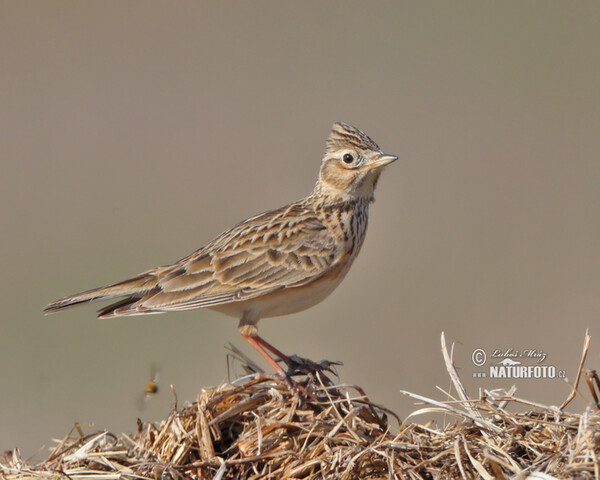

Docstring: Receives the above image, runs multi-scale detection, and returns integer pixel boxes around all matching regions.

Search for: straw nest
[2,333,599,479]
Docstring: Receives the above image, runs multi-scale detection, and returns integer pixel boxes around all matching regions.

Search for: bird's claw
[283,355,342,385]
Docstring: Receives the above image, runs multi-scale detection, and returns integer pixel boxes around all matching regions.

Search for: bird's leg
[238,316,291,373]
[253,335,293,365]
[244,333,337,385]
[242,331,310,373]
[241,333,314,399]
[238,317,287,375]
[241,333,287,377]
[238,318,333,389]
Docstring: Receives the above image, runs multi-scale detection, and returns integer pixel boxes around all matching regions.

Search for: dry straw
[2,333,598,479]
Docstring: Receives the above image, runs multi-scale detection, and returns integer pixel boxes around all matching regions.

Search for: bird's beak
[366,153,398,170]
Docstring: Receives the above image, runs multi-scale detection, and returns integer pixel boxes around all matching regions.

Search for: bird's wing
[97,202,343,316]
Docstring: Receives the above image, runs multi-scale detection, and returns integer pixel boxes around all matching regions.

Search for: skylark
[44,123,398,376]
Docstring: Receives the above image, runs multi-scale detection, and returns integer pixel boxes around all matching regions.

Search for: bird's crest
[326,122,381,152]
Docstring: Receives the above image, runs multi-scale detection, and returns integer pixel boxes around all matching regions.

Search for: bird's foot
[240,333,341,395]
[284,355,342,386]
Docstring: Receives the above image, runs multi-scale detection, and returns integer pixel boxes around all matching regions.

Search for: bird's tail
[43,271,160,316]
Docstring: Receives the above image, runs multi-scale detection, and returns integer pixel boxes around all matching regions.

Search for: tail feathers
[97,296,147,318]
[43,272,159,315]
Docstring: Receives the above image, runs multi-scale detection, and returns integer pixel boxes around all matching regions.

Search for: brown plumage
[44,122,398,376]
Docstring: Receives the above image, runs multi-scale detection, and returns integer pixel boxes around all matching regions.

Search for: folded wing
[44,202,342,318]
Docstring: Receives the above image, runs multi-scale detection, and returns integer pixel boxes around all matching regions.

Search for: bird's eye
[342,153,354,164]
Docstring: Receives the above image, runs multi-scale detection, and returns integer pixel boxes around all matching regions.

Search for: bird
[44,122,398,378]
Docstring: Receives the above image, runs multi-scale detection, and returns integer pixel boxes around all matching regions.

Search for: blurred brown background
[2,2,599,457]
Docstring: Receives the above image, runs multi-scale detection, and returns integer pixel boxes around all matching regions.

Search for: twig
[560,329,591,410]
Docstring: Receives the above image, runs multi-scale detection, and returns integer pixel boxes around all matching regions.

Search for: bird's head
[315,122,397,202]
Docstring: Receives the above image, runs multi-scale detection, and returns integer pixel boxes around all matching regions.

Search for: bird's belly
[209,266,350,320]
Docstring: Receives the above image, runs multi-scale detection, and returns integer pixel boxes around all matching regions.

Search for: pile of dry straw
[2,333,599,479]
